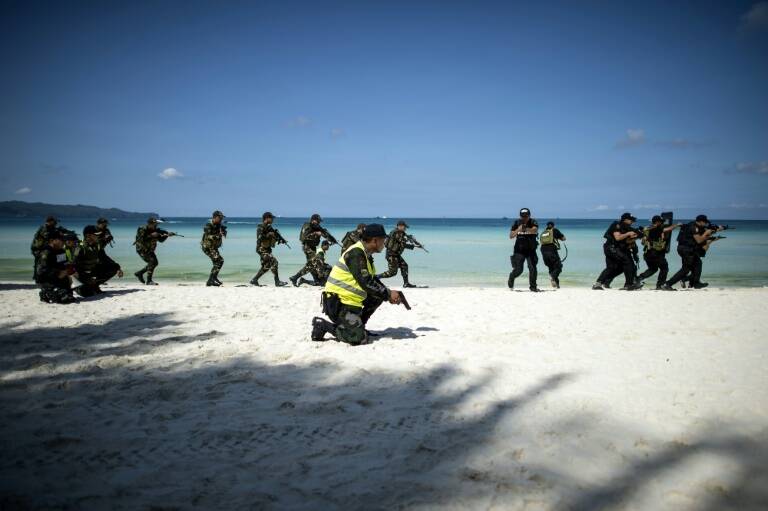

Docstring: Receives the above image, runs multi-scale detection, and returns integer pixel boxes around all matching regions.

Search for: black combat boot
[274,274,288,287]
[250,269,267,286]
[658,284,677,291]
[591,282,604,290]
[145,274,158,286]
[289,273,301,287]
[134,270,146,284]
[311,317,334,342]
[205,271,221,287]
[507,273,515,289]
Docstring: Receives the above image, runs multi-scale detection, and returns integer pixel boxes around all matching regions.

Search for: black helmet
[695,214,709,223]
[310,213,322,222]
[397,220,409,227]
[212,210,225,218]
[519,208,531,216]
[262,211,275,220]
[651,215,663,224]
[96,217,109,225]
[620,212,637,222]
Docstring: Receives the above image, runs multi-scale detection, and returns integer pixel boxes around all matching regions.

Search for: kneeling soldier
[35,230,77,304]
[290,240,332,286]
[311,224,401,345]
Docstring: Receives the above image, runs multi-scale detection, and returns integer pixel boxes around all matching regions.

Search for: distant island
[0,201,157,219]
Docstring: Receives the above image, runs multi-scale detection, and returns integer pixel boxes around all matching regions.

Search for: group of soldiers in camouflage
[31,210,426,303]
[31,216,123,303]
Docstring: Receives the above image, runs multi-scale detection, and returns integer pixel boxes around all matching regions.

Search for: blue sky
[1,0,767,218]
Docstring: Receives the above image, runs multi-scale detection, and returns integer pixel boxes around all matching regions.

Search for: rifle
[157,228,184,238]
[274,229,291,249]
[405,234,429,253]
[321,227,339,246]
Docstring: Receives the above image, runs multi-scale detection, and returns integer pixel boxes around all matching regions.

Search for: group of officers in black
[507,207,726,292]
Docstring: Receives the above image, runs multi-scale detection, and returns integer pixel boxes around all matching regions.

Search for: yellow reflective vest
[324,241,376,308]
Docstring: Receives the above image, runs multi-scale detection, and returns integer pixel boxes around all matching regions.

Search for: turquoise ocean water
[1,217,767,287]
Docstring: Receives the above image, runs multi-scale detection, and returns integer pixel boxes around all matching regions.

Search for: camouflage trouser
[39,283,74,304]
[202,246,224,274]
[137,250,158,277]
[378,253,409,282]
[295,258,329,282]
[325,294,385,345]
[256,250,279,276]
[302,245,317,262]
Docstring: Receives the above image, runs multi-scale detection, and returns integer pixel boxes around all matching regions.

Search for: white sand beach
[1,283,766,510]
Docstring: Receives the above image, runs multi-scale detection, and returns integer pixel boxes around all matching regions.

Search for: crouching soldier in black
[508,208,540,291]
[35,230,77,304]
[539,221,566,288]
[638,215,681,291]
[665,214,723,290]
[593,212,643,290]
[75,225,123,296]
[311,224,402,346]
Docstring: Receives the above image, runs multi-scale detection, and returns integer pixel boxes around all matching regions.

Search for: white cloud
[727,161,768,175]
[615,128,646,148]
[330,128,345,139]
[742,2,768,30]
[633,204,662,210]
[287,116,312,128]
[592,205,611,211]
[158,168,183,180]
[14,187,31,195]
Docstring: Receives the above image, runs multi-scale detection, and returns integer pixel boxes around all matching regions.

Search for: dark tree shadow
[0,314,575,510]
[0,314,765,510]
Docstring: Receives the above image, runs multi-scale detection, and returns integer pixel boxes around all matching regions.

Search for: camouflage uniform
[340,229,362,252]
[35,246,75,304]
[97,227,114,248]
[377,229,414,285]
[75,240,121,295]
[134,224,167,281]
[30,223,60,278]
[201,221,225,279]
[291,246,331,286]
[251,223,282,283]
[300,222,337,261]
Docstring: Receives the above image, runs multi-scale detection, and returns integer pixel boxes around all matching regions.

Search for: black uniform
[540,227,565,285]
[596,222,637,288]
[638,225,670,288]
[666,222,703,287]
[508,218,539,290]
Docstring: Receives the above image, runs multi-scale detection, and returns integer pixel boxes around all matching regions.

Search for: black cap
[519,208,531,216]
[311,213,322,222]
[620,212,637,222]
[96,217,109,224]
[546,221,555,227]
[696,214,709,223]
[262,211,275,220]
[83,225,101,236]
[212,210,225,218]
[362,223,386,240]
[651,215,663,223]
[397,220,409,227]
[45,215,58,223]
[147,217,158,224]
